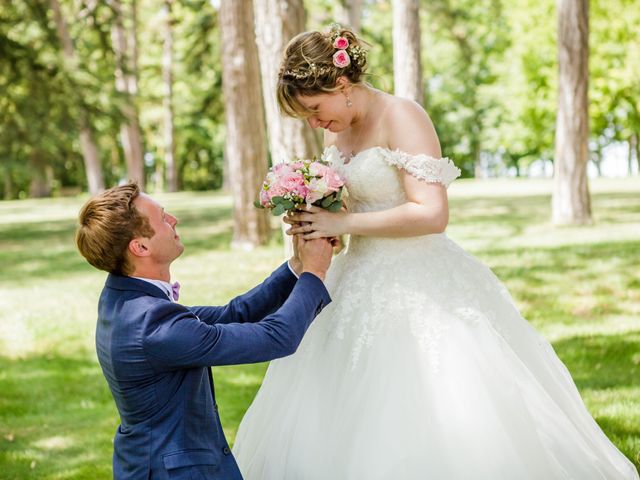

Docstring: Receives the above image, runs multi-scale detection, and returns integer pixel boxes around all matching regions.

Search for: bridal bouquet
[255,159,345,216]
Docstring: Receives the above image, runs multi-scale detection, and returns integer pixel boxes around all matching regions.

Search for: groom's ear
[128,237,150,258]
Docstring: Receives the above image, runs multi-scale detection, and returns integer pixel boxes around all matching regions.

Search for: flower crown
[284,24,366,81]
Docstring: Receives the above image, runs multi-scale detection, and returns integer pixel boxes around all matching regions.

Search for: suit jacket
[95,262,331,479]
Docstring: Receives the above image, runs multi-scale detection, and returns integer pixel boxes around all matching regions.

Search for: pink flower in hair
[333,36,349,50]
[333,50,351,68]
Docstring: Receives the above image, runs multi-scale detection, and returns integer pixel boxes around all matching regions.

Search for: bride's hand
[285,206,349,239]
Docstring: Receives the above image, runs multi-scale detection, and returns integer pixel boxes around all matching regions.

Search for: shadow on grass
[552,332,640,466]
[553,333,640,390]
[1,335,638,477]
[0,205,238,283]
[450,190,640,233]
[483,239,640,324]
[0,353,269,477]
[211,363,269,444]
[0,354,117,479]
[2,188,637,286]
[450,195,549,239]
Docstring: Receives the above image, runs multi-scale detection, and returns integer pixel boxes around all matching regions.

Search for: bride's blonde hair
[277,25,369,118]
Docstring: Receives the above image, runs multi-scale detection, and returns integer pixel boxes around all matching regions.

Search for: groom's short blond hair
[76,183,155,276]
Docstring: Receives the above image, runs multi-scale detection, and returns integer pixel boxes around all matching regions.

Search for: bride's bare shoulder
[381,96,441,158]
[381,96,433,129]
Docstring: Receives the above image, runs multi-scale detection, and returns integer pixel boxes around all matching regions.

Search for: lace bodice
[322,145,461,213]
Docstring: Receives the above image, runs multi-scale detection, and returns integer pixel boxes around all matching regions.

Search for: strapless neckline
[324,145,390,165]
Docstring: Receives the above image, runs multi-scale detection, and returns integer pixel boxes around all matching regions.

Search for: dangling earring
[346,96,353,108]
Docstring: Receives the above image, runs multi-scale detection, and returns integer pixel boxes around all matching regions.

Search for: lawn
[0,178,638,478]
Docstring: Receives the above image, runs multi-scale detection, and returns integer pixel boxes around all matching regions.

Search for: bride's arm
[288,100,451,238]
[287,181,449,238]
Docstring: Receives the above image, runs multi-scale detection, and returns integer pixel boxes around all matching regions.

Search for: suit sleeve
[142,273,331,369]
[187,262,298,325]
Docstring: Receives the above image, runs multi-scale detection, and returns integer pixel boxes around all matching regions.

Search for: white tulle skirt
[233,233,639,480]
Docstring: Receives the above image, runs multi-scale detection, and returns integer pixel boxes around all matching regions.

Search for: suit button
[223,446,231,455]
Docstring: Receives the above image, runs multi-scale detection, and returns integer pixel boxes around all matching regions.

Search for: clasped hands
[283,205,347,244]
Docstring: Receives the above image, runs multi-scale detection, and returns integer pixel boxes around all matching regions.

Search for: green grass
[0,178,639,478]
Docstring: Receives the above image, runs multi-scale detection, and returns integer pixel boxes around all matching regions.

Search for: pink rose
[333,36,349,50]
[267,184,287,201]
[294,184,309,199]
[332,50,351,68]
[308,161,330,177]
[306,178,329,204]
[281,173,305,193]
[325,170,344,191]
[272,162,294,178]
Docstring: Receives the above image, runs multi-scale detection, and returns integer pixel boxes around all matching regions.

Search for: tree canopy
[1,0,638,198]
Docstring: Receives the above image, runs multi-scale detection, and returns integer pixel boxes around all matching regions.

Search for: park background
[1,0,639,478]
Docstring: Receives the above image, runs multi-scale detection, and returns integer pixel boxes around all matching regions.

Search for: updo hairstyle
[277,25,369,118]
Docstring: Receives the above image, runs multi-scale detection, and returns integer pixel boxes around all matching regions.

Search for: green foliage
[2,0,640,197]
[1,1,80,197]
[421,0,511,175]
[590,0,640,153]
[480,0,557,175]
[137,0,225,192]
[0,0,224,198]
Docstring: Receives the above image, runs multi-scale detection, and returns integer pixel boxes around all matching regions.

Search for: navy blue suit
[95,262,330,479]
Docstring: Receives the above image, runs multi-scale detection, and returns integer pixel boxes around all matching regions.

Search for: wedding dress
[233,145,639,480]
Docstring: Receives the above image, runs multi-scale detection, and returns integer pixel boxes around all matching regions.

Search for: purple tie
[171,281,180,301]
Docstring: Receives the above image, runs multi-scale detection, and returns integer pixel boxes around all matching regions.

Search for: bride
[232,25,639,479]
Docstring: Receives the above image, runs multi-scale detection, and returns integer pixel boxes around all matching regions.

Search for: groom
[76,183,333,479]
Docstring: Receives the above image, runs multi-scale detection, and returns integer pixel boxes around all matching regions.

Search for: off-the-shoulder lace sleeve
[380,149,461,188]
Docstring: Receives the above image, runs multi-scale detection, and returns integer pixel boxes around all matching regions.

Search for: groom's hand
[288,233,304,276]
[296,235,333,281]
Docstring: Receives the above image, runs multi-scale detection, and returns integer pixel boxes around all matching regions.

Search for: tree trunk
[253,0,320,257]
[28,151,53,198]
[4,168,13,200]
[220,0,271,249]
[392,0,423,105]
[630,133,638,176]
[49,0,104,194]
[162,0,177,192]
[593,154,603,177]
[222,150,231,191]
[472,137,483,178]
[78,121,104,193]
[513,159,521,177]
[552,0,591,225]
[635,132,640,174]
[335,0,363,32]
[111,0,145,188]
